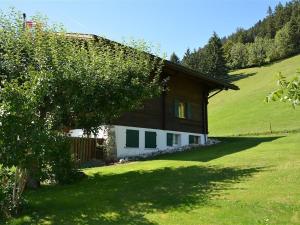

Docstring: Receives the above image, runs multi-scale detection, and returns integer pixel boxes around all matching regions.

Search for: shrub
[0,167,26,219]
[45,136,82,184]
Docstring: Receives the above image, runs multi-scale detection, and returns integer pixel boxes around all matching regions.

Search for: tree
[265,38,279,62]
[0,9,163,217]
[202,32,228,77]
[247,37,269,67]
[181,48,200,70]
[267,6,273,16]
[266,70,300,108]
[227,42,248,69]
[169,52,180,64]
[275,21,297,58]
[181,48,192,67]
[223,39,234,64]
[222,0,300,69]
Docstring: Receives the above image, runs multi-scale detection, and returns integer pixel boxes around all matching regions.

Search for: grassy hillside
[6,133,300,225]
[208,54,300,136]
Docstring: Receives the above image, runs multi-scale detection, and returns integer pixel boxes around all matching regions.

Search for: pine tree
[181,48,191,65]
[182,48,194,68]
[203,32,228,77]
[169,52,180,64]
[267,6,273,16]
[181,48,202,71]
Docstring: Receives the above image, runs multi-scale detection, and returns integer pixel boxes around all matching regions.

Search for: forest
[170,0,300,77]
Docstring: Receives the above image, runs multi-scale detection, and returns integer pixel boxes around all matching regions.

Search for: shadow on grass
[156,136,282,162]
[17,164,265,225]
[224,72,257,82]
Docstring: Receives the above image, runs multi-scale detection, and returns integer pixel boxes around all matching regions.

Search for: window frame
[189,135,200,145]
[145,131,157,149]
[174,99,193,120]
[167,133,181,147]
[125,129,139,148]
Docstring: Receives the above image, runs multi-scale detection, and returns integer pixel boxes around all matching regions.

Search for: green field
[6,133,300,225]
[4,56,300,225]
[209,54,300,136]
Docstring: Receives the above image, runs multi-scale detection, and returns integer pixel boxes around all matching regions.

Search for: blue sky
[0,0,288,58]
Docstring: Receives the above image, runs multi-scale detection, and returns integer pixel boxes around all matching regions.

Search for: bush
[41,135,83,185]
[0,167,26,219]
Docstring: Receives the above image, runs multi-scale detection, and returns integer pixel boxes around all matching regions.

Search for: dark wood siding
[115,96,164,129]
[164,72,206,133]
[115,70,208,134]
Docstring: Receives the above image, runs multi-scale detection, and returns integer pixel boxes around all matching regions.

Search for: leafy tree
[227,42,248,69]
[0,9,163,217]
[169,52,180,64]
[265,38,279,62]
[247,37,269,67]
[275,21,297,58]
[223,39,234,63]
[266,70,300,108]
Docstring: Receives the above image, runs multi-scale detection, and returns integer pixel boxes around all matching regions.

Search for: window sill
[125,146,139,149]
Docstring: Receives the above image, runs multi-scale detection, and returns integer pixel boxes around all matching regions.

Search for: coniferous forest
[170,0,300,77]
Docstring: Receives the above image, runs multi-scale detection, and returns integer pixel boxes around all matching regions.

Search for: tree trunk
[12,167,28,216]
[26,163,40,189]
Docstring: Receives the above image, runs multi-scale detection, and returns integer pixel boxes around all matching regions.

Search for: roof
[66,33,239,91]
[165,60,239,91]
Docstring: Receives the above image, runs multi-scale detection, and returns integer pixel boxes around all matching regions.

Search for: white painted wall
[114,125,206,159]
[69,125,207,159]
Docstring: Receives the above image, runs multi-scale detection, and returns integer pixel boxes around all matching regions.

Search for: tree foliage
[203,32,228,77]
[181,33,227,78]
[247,37,270,66]
[179,1,300,72]
[0,9,163,217]
[227,42,248,69]
[169,52,180,64]
[266,70,300,108]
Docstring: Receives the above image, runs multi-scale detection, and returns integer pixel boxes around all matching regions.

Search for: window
[178,102,185,118]
[145,131,156,148]
[126,129,139,148]
[189,135,200,144]
[174,99,192,119]
[174,134,180,145]
[167,133,180,147]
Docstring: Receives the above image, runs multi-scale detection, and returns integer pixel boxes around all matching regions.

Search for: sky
[0,0,289,58]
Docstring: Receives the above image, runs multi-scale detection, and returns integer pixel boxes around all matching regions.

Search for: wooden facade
[67,33,238,135]
[115,61,238,134]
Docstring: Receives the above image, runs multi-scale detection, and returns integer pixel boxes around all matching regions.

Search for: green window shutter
[174,99,179,117]
[187,103,192,119]
[189,135,194,144]
[145,131,156,148]
[126,129,139,148]
[167,133,173,146]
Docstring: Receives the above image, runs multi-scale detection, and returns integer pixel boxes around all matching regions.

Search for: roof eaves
[165,60,239,91]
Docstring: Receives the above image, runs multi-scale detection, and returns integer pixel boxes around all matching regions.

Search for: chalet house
[69,34,238,160]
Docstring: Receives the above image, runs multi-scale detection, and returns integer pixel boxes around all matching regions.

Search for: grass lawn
[209,54,300,136]
[5,132,300,225]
